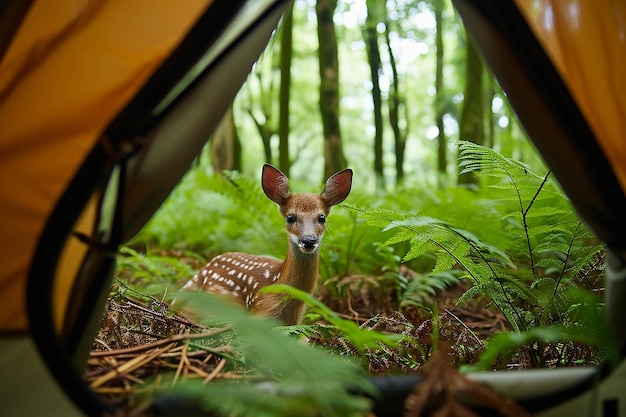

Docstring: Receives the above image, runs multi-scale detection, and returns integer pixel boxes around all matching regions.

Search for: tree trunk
[365,0,385,190]
[248,106,274,164]
[434,0,447,186]
[278,2,293,177]
[316,0,347,180]
[210,107,242,173]
[458,33,484,185]
[244,52,278,165]
[384,17,407,186]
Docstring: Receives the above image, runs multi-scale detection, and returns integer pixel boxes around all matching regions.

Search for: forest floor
[85,250,597,413]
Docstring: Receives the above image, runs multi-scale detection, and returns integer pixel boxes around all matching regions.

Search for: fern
[135,167,283,257]
[115,245,201,295]
[400,271,461,310]
[357,142,607,367]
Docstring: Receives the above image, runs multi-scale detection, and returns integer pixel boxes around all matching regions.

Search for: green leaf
[259,284,403,358]
[383,215,444,232]
[170,291,376,417]
[462,326,569,371]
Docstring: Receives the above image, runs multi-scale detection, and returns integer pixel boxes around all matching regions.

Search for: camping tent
[0,0,290,415]
[0,0,624,416]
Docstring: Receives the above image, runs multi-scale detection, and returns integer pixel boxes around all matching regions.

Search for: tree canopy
[220,0,543,191]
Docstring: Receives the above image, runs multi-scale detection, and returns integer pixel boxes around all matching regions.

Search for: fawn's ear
[321,168,353,207]
[262,164,291,205]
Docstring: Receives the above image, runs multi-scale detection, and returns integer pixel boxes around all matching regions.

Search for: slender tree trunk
[244,63,277,165]
[210,107,242,172]
[458,33,484,185]
[278,3,293,176]
[385,20,407,186]
[434,0,447,186]
[316,0,347,180]
[365,0,384,190]
[248,107,273,164]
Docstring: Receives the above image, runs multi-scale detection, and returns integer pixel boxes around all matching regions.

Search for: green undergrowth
[348,142,615,368]
[113,143,618,414]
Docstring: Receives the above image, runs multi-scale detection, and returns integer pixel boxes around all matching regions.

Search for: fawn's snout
[299,235,319,252]
[289,221,324,254]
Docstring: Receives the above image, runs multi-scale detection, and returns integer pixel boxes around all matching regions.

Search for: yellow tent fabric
[0,0,212,331]
[514,0,626,191]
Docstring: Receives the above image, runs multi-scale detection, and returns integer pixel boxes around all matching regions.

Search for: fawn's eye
[318,214,326,224]
[286,214,297,224]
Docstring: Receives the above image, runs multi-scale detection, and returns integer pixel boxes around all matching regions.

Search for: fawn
[178,164,353,325]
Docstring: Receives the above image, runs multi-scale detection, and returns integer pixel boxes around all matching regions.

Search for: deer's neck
[278,243,320,293]
[251,243,321,325]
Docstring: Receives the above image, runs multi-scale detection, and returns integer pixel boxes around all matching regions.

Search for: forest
[85,1,616,416]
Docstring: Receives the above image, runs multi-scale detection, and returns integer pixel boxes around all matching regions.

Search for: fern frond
[523,206,570,219]
[568,245,605,278]
[501,277,538,306]
[347,205,405,228]
[402,238,439,262]
[457,282,486,304]
[458,141,543,182]
[449,227,513,267]
[530,277,556,292]
[384,228,418,246]
[525,223,573,237]
[534,240,575,255]
[383,216,444,232]
[534,258,565,273]
[400,271,460,309]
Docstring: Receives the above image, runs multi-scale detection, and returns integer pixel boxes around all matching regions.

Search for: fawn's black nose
[301,235,318,249]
